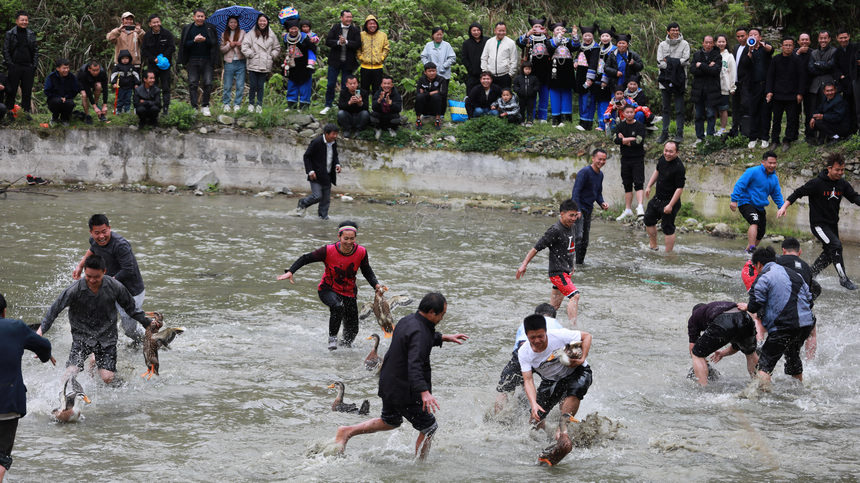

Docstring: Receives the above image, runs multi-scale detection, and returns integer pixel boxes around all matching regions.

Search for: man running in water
[278,221,386,350]
[516,199,581,326]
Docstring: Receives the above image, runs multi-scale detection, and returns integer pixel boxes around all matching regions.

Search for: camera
[747,37,757,47]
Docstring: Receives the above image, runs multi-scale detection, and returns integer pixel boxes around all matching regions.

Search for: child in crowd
[623,79,658,129]
[299,20,319,70]
[512,61,540,126]
[110,50,140,114]
[603,88,652,130]
[496,87,522,124]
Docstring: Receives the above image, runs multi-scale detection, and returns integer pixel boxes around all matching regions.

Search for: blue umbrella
[208,6,264,37]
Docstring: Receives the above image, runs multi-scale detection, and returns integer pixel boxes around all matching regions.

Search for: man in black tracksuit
[794,33,816,142]
[689,36,722,141]
[3,11,37,117]
[141,14,176,115]
[778,153,860,290]
[766,37,806,149]
[461,22,488,96]
[331,293,467,460]
[737,28,773,146]
[833,29,857,133]
[76,62,109,122]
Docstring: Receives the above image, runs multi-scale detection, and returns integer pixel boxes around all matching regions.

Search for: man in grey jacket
[656,22,690,144]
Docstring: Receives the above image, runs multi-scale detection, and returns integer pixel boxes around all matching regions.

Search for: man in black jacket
[807,31,840,122]
[336,75,369,138]
[292,124,341,220]
[729,27,748,137]
[690,35,722,142]
[737,28,773,148]
[613,104,647,220]
[834,29,858,133]
[794,33,816,143]
[467,72,502,118]
[3,11,37,117]
[76,61,109,122]
[134,71,162,127]
[321,10,361,114]
[766,37,806,151]
[43,58,79,126]
[461,22,488,96]
[178,9,219,115]
[370,75,402,138]
[141,14,176,115]
[333,293,467,460]
[778,153,860,290]
[808,82,849,144]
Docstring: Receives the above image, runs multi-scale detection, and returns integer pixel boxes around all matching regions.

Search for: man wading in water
[278,221,386,350]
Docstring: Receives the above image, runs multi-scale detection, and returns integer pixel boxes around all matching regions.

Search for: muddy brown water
[1,192,859,481]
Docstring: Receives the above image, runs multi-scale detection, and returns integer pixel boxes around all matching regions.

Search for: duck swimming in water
[365,334,383,370]
[51,376,91,423]
[141,312,185,379]
[546,341,583,367]
[358,290,412,338]
[328,382,370,415]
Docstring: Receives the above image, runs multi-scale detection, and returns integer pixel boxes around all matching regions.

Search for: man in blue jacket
[570,149,609,264]
[0,293,54,480]
[332,293,467,460]
[739,247,814,386]
[43,58,80,126]
[730,151,784,254]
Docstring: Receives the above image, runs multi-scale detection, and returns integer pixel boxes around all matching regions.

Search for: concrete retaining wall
[2,127,859,241]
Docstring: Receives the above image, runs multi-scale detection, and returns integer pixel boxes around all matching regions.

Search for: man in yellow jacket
[358,15,389,105]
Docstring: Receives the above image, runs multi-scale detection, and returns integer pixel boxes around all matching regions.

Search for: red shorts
[550,273,579,297]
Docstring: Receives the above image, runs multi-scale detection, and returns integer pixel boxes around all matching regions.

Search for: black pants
[0,417,18,470]
[136,104,160,126]
[802,92,817,140]
[415,92,445,117]
[186,58,213,108]
[369,111,401,130]
[319,288,359,344]
[575,210,592,265]
[492,74,512,89]
[770,99,800,143]
[465,74,481,98]
[813,119,849,141]
[360,68,383,103]
[729,83,745,136]
[5,64,35,113]
[811,223,847,279]
[742,81,769,141]
[148,63,172,113]
[521,94,537,122]
[47,97,75,121]
[661,89,685,136]
[337,110,370,131]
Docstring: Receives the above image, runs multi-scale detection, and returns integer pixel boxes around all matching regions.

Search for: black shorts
[620,156,645,192]
[738,204,767,239]
[497,344,525,393]
[67,340,117,372]
[643,198,681,235]
[380,399,438,436]
[691,312,756,358]
[535,365,593,421]
[757,325,814,376]
[0,418,18,469]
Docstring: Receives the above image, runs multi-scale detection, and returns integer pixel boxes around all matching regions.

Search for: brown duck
[141,311,185,379]
[537,413,575,466]
[51,375,91,423]
[358,290,412,338]
[365,333,383,370]
[328,381,370,414]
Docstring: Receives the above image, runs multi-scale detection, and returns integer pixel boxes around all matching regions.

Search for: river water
[2,192,859,481]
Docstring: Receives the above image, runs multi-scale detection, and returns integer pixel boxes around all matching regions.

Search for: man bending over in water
[687,301,758,386]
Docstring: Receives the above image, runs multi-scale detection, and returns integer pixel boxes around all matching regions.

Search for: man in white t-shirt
[518,314,592,464]
[493,304,563,414]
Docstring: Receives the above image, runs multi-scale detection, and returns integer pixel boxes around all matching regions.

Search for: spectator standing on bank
[516,17,551,121]
[574,23,600,130]
[715,34,736,135]
[808,81,850,144]
[106,12,145,70]
[336,75,369,138]
[141,14,175,115]
[461,22,488,97]
[291,124,341,220]
[43,58,79,126]
[415,62,448,129]
[729,27,748,137]
[833,29,858,133]
[3,10,37,118]
[605,33,644,92]
[766,37,806,152]
[570,149,609,265]
[807,31,839,123]
[548,21,576,127]
[110,50,139,114]
[512,61,540,126]
[793,33,814,142]
[134,70,161,127]
[242,14,280,113]
[76,61,109,123]
[179,9,219,117]
[594,27,618,132]
[481,22,517,88]
[357,15,389,104]
[220,16,246,112]
[738,27,773,148]
[321,10,360,115]
[656,22,690,144]
[690,35,722,143]
[370,75,402,138]
[420,27,456,82]
[283,20,313,111]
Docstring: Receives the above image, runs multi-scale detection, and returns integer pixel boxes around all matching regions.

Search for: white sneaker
[636,205,645,217]
[715,128,725,136]
[748,140,756,149]
[388,128,396,137]
[284,107,291,113]
[374,129,382,140]
[575,125,585,131]
[616,208,634,221]
[556,122,565,128]
[290,206,306,217]
[539,119,548,124]
[201,106,211,117]
[257,105,263,113]
[652,115,662,124]
[694,138,703,146]
[320,106,331,115]
[760,140,769,148]
[223,104,231,113]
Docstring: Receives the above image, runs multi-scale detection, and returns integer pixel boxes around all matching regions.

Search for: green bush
[696,135,726,155]
[161,102,197,130]
[842,133,860,154]
[456,115,522,152]
[724,134,751,149]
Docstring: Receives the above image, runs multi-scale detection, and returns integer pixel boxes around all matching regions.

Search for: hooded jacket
[461,22,488,78]
[357,15,389,70]
[241,26,281,73]
[107,25,145,65]
[656,33,690,90]
[110,50,140,89]
[787,168,860,226]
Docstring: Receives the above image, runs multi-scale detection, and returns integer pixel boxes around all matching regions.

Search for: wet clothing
[287,243,379,298]
[40,277,151,347]
[688,302,756,357]
[757,325,814,375]
[0,417,17,469]
[534,220,576,277]
[518,329,589,381]
[380,399,438,435]
[643,198,681,236]
[89,233,144,297]
[571,165,605,216]
[739,204,768,241]
[787,169,860,227]
[731,164,784,209]
[651,155,686,201]
[0,318,52,418]
[378,312,443,405]
[67,339,117,372]
[777,254,821,301]
[534,365,592,421]
[747,262,814,333]
[498,315,566,392]
[687,301,741,343]
[550,273,579,297]
[319,288,359,342]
